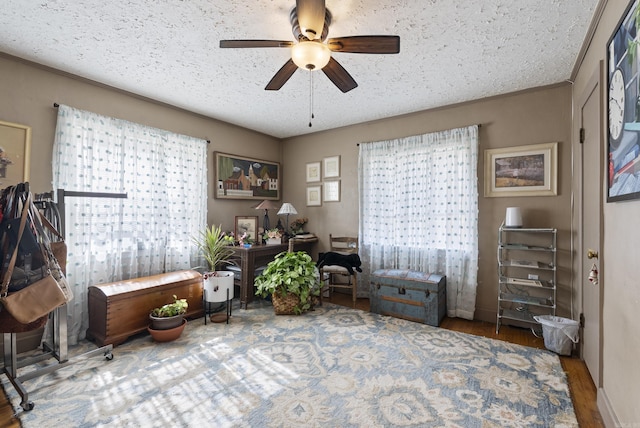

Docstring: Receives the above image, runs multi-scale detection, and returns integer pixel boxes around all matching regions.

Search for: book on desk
[291,233,317,241]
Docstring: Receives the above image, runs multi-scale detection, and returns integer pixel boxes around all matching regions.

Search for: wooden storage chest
[370,269,446,327]
[87,270,203,346]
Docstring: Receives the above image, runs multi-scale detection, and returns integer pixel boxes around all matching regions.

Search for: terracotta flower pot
[147,318,187,342]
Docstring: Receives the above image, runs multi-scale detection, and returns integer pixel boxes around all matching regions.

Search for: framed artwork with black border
[606,0,640,202]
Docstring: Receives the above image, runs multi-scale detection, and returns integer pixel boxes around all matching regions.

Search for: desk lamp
[255,200,279,230]
[277,203,298,235]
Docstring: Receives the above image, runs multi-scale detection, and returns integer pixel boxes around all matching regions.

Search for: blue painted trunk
[370,269,446,327]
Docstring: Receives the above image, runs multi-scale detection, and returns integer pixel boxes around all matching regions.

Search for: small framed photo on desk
[235,216,258,243]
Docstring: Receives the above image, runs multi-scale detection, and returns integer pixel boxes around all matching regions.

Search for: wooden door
[579,65,603,386]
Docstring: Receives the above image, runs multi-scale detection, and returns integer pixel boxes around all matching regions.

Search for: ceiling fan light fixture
[291,41,331,70]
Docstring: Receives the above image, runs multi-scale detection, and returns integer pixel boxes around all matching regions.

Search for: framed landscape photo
[484,142,558,197]
[0,120,31,188]
[215,152,280,200]
[235,216,258,243]
[323,155,340,178]
[306,185,322,206]
[607,0,640,202]
[306,161,321,182]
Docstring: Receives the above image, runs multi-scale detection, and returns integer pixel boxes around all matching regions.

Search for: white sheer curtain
[358,125,479,319]
[52,105,208,343]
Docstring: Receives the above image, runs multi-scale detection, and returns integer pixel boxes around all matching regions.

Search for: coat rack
[2,189,126,411]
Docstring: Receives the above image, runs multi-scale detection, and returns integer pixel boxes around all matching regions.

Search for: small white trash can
[533,315,580,356]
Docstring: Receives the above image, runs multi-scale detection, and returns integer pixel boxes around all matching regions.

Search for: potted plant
[290,217,308,236]
[148,295,188,341]
[193,224,236,305]
[263,228,283,245]
[254,250,320,315]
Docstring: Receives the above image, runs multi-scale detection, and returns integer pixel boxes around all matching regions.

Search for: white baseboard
[597,387,620,428]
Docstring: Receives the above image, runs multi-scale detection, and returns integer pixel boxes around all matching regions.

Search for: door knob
[587,249,598,259]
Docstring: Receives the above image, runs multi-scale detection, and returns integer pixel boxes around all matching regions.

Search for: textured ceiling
[1,1,598,138]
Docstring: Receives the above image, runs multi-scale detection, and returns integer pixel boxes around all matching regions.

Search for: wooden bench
[86,270,203,346]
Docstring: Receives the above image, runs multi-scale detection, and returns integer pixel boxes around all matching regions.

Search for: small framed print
[323,180,340,202]
[323,155,340,178]
[306,161,321,182]
[235,216,258,242]
[306,185,322,206]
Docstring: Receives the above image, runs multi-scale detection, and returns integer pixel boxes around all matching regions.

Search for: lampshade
[291,41,331,70]
[505,207,523,228]
[255,200,279,231]
[277,203,298,216]
[254,200,279,211]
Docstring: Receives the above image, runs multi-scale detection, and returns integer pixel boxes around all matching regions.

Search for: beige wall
[282,84,574,323]
[0,54,281,234]
[571,0,640,425]
[1,54,574,328]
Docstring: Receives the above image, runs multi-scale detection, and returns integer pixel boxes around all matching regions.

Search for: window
[358,125,479,319]
[52,104,207,342]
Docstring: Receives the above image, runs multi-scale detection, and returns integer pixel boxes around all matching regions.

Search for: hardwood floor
[1,295,604,427]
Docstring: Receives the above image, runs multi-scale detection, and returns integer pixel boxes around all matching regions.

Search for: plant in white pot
[193,224,236,316]
[254,250,320,315]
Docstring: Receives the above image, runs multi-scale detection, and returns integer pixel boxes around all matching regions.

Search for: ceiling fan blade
[322,57,358,93]
[327,36,400,54]
[265,59,298,91]
[296,0,325,40]
[220,40,293,48]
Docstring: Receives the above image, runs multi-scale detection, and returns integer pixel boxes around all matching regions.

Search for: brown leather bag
[1,275,67,324]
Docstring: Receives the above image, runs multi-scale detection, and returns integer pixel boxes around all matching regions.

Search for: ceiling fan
[219,0,400,93]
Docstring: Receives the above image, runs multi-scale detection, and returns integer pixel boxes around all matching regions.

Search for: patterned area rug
[5,302,578,427]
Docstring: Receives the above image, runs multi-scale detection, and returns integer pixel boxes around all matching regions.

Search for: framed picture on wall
[0,120,31,188]
[306,186,322,206]
[323,156,340,178]
[606,0,640,202]
[484,142,557,197]
[235,216,258,243]
[215,152,280,200]
[323,180,340,202]
[306,161,321,182]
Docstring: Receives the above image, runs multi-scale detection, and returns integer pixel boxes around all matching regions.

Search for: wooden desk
[230,238,317,309]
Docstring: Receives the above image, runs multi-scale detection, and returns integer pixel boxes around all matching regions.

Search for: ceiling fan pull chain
[308,71,313,127]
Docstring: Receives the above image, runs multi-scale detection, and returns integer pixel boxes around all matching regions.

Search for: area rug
[4,302,578,427]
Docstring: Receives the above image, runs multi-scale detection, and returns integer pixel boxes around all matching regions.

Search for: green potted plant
[193,224,236,304]
[254,250,320,315]
[148,295,188,341]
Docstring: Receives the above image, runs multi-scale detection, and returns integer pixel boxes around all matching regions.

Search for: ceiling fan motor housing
[290,6,331,42]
